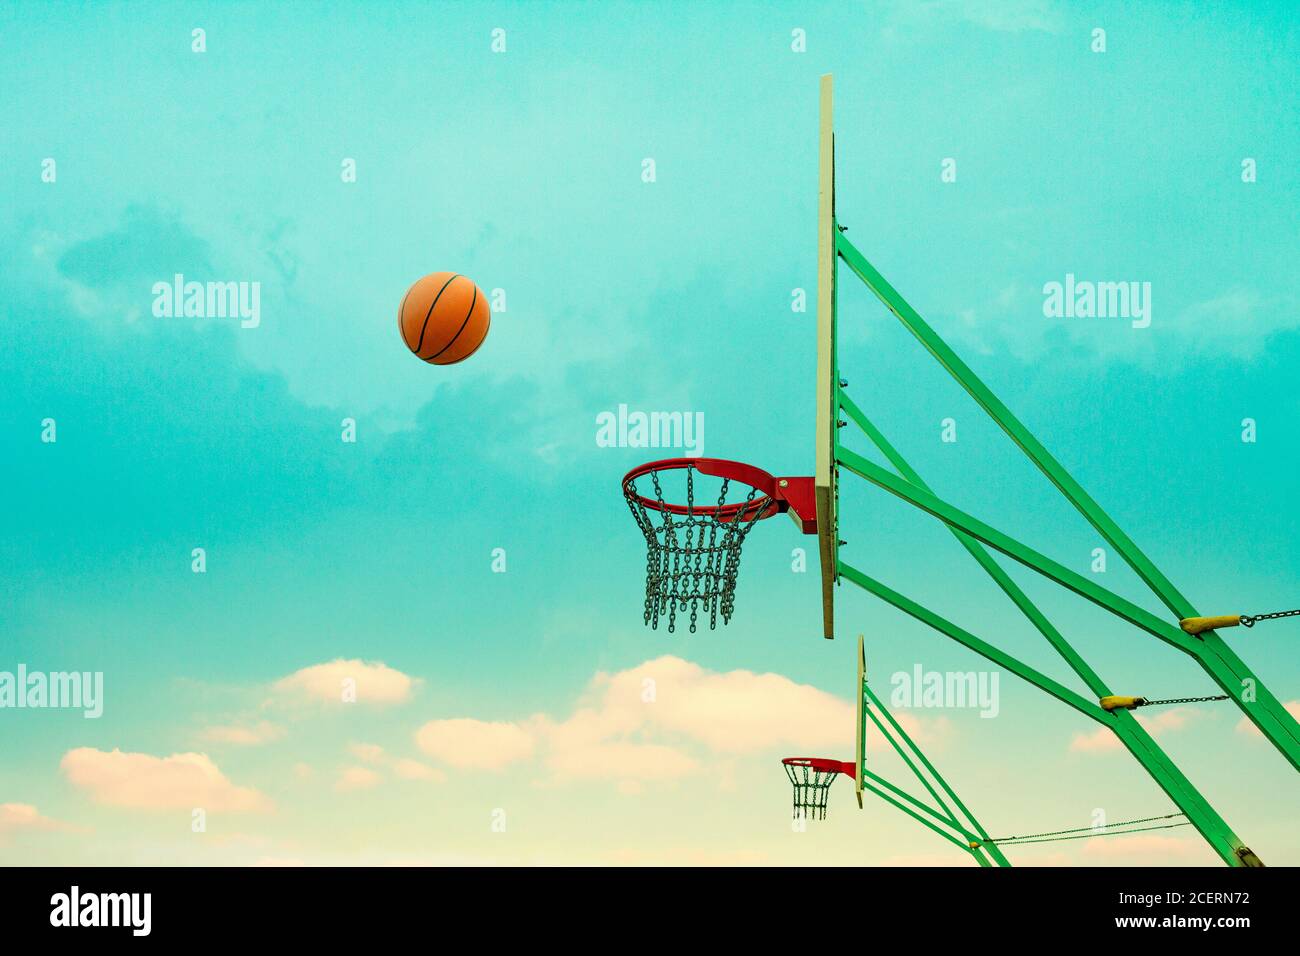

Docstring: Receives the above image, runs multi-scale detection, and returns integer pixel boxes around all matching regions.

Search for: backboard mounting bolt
[837,224,848,232]
[837,419,847,428]
[838,539,847,546]
[838,379,848,388]
[778,479,789,488]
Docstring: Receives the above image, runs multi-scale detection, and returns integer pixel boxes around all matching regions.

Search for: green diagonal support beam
[811,86,1289,866]
[858,774,985,860]
[840,562,1103,721]
[836,231,1185,614]
[837,388,1250,853]
[859,767,976,843]
[840,387,1121,693]
[862,682,1012,867]
[827,230,1294,864]
[861,685,962,827]
[835,230,1300,767]
[839,562,1250,865]
[839,447,1196,651]
[837,447,1300,769]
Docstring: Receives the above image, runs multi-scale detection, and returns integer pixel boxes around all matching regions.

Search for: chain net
[623,463,772,634]
[783,761,839,820]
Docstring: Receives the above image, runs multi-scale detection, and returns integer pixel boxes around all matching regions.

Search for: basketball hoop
[782,757,854,820]
[622,458,816,633]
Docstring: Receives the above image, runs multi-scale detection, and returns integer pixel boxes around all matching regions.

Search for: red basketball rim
[622,457,782,521]
[782,757,855,776]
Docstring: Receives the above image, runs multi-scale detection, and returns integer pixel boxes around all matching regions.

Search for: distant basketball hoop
[781,758,855,820]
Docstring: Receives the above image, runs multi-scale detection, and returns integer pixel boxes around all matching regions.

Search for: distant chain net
[623,464,769,633]
[782,762,836,820]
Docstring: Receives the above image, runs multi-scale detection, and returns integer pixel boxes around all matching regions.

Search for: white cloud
[1068,727,1121,754]
[60,748,271,813]
[1135,707,1200,735]
[1166,289,1295,361]
[349,743,385,764]
[201,721,285,746]
[391,759,444,782]
[273,659,417,706]
[545,740,698,781]
[334,766,381,792]
[1081,833,1206,861]
[581,655,855,754]
[880,850,983,867]
[605,846,771,866]
[415,719,536,771]
[0,803,82,842]
[967,284,1295,370]
[1070,706,1203,753]
[412,656,938,791]
[334,745,444,785]
[1236,700,1300,738]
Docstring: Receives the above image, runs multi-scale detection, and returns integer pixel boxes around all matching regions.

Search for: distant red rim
[622,457,782,521]
[782,757,855,776]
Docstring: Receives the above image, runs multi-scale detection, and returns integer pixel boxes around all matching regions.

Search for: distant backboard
[855,633,865,806]
[815,73,838,640]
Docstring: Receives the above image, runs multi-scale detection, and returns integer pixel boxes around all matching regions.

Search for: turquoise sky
[2,1,1297,865]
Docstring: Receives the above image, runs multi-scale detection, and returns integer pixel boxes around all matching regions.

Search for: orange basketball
[397,272,490,365]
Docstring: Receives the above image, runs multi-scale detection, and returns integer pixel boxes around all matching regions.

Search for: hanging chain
[1241,608,1300,628]
[987,821,1193,846]
[983,812,1186,845]
[1141,694,1230,707]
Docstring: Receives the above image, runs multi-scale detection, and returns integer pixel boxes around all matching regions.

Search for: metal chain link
[623,465,769,634]
[1240,608,1300,628]
[783,762,837,820]
[984,812,1186,845]
[987,821,1193,846]
[1141,694,1230,707]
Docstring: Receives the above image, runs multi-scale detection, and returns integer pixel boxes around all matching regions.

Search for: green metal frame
[830,227,1296,867]
[854,641,1011,867]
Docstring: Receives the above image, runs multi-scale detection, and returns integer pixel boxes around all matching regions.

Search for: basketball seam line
[449,314,490,362]
[428,284,478,362]
[415,273,461,353]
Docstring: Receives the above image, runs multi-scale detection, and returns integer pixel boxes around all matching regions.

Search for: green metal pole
[859,767,976,841]
[835,231,1300,764]
[837,232,1182,614]
[843,563,1104,721]
[837,389,1251,857]
[863,683,1012,867]
[838,447,1300,771]
[839,449,1196,649]
[859,775,984,858]
[839,561,1250,867]
[861,688,962,827]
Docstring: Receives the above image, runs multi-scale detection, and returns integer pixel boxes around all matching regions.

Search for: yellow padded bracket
[1100,696,1148,712]
[1179,615,1242,635]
